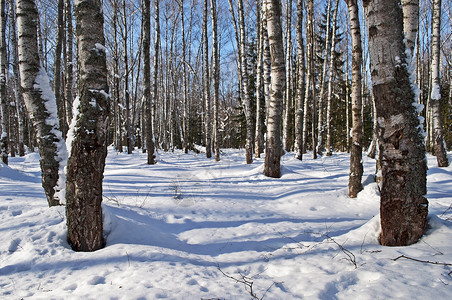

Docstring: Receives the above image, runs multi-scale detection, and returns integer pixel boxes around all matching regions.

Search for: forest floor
[1,147,452,299]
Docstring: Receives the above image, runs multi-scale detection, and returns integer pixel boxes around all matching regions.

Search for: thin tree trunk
[303,0,314,155]
[294,0,305,160]
[211,0,220,161]
[346,0,363,198]
[150,0,159,159]
[325,0,339,156]
[238,0,254,164]
[309,0,317,159]
[16,0,67,206]
[54,0,67,137]
[180,0,188,153]
[123,0,133,154]
[430,0,449,167]
[65,0,74,126]
[364,0,428,246]
[283,0,293,152]
[0,0,7,164]
[9,0,25,156]
[401,0,419,57]
[316,0,332,156]
[264,0,285,178]
[255,0,264,158]
[66,0,110,251]
[203,0,211,158]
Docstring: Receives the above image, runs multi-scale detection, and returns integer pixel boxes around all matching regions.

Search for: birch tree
[17,0,67,207]
[255,0,264,158]
[264,0,285,178]
[364,0,428,246]
[211,0,220,161]
[66,0,110,251]
[54,0,67,137]
[430,0,449,167]
[65,0,74,126]
[346,0,363,198]
[294,0,305,160]
[0,0,7,165]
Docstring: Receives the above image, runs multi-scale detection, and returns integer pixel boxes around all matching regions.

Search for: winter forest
[1,0,452,298]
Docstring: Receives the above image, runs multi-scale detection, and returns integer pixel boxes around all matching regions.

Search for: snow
[33,66,68,201]
[1,148,452,299]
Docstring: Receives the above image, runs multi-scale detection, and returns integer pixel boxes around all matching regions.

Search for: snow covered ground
[1,147,452,299]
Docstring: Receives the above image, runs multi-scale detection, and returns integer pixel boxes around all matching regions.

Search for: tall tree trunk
[123,0,133,154]
[264,0,285,178]
[316,0,333,156]
[150,0,159,159]
[54,0,67,137]
[303,0,314,155]
[325,0,339,156]
[364,0,428,246]
[254,0,265,158]
[203,0,211,158]
[211,0,220,161]
[346,0,363,198]
[430,0,449,167]
[238,0,254,164]
[9,0,25,157]
[113,0,122,152]
[0,0,7,165]
[143,0,155,164]
[17,0,67,206]
[283,0,293,152]
[180,0,188,153]
[309,0,317,159]
[65,0,74,127]
[66,0,110,252]
[294,0,305,160]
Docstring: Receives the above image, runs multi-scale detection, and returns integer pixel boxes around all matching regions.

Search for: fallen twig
[392,255,452,266]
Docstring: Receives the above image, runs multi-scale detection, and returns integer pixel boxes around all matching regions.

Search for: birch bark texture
[16,0,67,207]
[66,0,110,251]
[0,0,7,165]
[364,0,428,246]
[346,0,363,198]
[430,0,449,167]
[294,0,305,160]
[264,0,285,178]
[210,0,220,161]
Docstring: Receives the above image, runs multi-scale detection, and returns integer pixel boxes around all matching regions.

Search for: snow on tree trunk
[16,0,67,207]
[294,0,305,160]
[346,0,363,198]
[264,0,285,178]
[0,0,8,165]
[364,0,428,246]
[430,0,449,167]
[66,0,110,251]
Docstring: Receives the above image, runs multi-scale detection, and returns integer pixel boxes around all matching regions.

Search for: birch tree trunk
[203,0,211,158]
[180,0,188,154]
[254,0,265,158]
[238,0,254,164]
[17,0,67,207]
[65,0,74,126]
[364,0,428,246]
[144,0,155,164]
[211,0,220,161]
[264,0,285,178]
[346,0,363,198]
[283,0,293,152]
[325,0,339,156]
[401,0,418,57]
[66,0,110,251]
[316,0,332,155]
[54,0,67,137]
[8,0,25,157]
[0,0,7,165]
[430,0,449,167]
[147,0,159,164]
[123,0,133,154]
[294,0,305,160]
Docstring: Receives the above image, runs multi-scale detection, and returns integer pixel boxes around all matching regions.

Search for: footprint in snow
[87,276,106,285]
[8,238,21,252]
